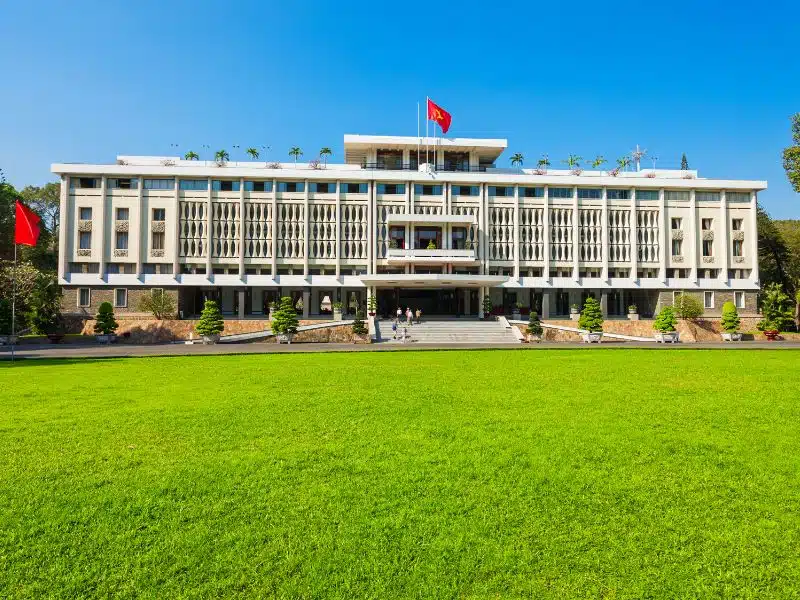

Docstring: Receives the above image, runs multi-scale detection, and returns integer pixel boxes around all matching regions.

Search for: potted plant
[196,299,224,344]
[352,309,369,343]
[578,296,603,343]
[482,295,493,320]
[512,302,523,321]
[367,295,377,317]
[426,239,436,250]
[526,311,543,343]
[653,305,679,343]
[570,303,580,321]
[720,301,742,341]
[332,301,343,321]
[388,239,399,250]
[271,296,299,343]
[267,301,278,321]
[757,283,793,341]
[94,301,119,343]
[0,298,17,346]
[627,304,639,321]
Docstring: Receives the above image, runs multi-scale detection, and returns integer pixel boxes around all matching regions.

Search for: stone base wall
[655,290,758,317]
[61,286,179,318]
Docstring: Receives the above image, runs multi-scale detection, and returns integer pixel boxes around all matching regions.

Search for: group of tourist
[391,306,422,340]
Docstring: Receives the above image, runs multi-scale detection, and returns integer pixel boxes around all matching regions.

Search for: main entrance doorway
[376,288,478,318]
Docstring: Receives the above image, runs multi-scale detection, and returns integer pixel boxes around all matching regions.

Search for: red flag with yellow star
[427,98,452,134]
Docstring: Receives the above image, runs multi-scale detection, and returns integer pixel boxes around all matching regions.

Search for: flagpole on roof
[425,96,429,167]
[417,101,420,169]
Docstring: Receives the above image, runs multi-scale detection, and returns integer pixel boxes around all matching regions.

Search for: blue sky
[1,1,798,217]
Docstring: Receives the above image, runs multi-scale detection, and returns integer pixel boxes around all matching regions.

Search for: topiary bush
[271,296,299,336]
[526,311,543,337]
[720,301,741,333]
[653,306,678,332]
[95,302,119,335]
[138,289,176,319]
[578,296,603,332]
[673,293,704,321]
[352,310,368,335]
[196,300,224,337]
[482,295,493,317]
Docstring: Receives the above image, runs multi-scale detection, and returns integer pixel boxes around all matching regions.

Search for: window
[179,179,208,191]
[152,232,165,251]
[665,190,689,201]
[115,207,129,221]
[388,226,405,249]
[71,178,100,189]
[107,263,134,275]
[278,181,305,193]
[212,180,240,192]
[377,183,406,195]
[143,178,175,190]
[78,288,90,307]
[696,191,720,202]
[244,180,273,192]
[731,218,743,231]
[109,178,137,189]
[636,190,659,200]
[488,186,514,197]
[704,291,714,309]
[727,191,750,203]
[451,227,468,249]
[414,184,442,196]
[735,291,745,309]
[79,207,92,220]
[79,231,92,250]
[606,189,631,200]
[452,185,478,196]
[577,188,601,199]
[152,208,166,221]
[309,182,335,193]
[671,217,682,229]
[672,239,682,256]
[701,218,713,230]
[549,187,573,199]
[521,187,544,198]
[341,182,367,194]
[114,288,127,308]
[702,239,713,257]
[733,239,743,257]
[115,232,128,250]
[70,262,99,274]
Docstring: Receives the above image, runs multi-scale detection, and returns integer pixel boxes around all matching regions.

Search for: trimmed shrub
[526,311,543,336]
[95,302,119,335]
[578,296,603,332]
[482,296,493,316]
[196,300,224,336]
[720,301,741,333]
[673,293,703,320]
[653,306,678,332]
[271,296,299,336]
[138,289,176,319]
[352,310,368,335]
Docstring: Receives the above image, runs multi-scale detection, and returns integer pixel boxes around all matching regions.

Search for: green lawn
[1,350,799,599]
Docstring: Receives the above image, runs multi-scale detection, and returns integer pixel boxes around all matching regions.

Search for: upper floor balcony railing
[361,162,489,173]
[387,248,478,264]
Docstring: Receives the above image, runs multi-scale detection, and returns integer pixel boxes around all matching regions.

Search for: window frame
[78,231,92,250]
[734,291,745,309]
[115,231,129,250]
[79,207,93,220]
[114,288,128,308]
[78,288,91,307]
[704,291,714,309]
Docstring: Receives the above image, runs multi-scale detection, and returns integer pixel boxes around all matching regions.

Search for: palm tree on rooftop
[215,149,230,163]
[319,147,332,168]
[537,154,551,173]
[289,147,303,164]
[246,147,260,160]
[510,153,524,168]
[562,154,582,171]
[591,155,607,170]
[617,156,632,172]
[184,150,199,161]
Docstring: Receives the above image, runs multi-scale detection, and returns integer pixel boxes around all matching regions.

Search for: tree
[196,300,224,336]
[758,204,790,290]
[94,302,118,335]
[0,299,11,335]
[757,283,794,332]
[0,260,41,328]
[246,147,260,160]
[25,271,62,334]
[510,153,524,167]
[214,149,230,163]
[720,301,741,333]
[526,311,543,337]
[680,153,689,170]
[562,154,582,172]
[591,156,607,169]
[289,147,303,164]
[271,296,299,336]
[319,147,332,167]
[0,170,18,260]
[782,113,800,193]
[482,295,493,317]
[653,306,678,333]
[616,156,632,172]
[138,289,176,319]
[578,296,603,332]
[352,309,368,335]
[673,293,704,320]
[536,154,550,173]
[184,151,199,160]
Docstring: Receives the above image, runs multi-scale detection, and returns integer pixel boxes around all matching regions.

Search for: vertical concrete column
[271,178,278,277]
[464,288,471,316]
[367,181,374,275]
[481,184,489,275]
[541,289,551,320]
[750,191,759,285]
[629,188,637,282]
[205,177,213,279]
[514,185,520,282]
[478,286,485,318]
[572,186,579,282]
[302,289,310,319]
[600,290,608,317]
[238,289,246,319]
[718,191,729,285]
[689,189,698,283]
[659,188,667,284]
[58,176,69,281]
[335,180,341,277]
[171,177,179,280]
[98,176,107,280]
[303,179,309,276]
[251,288,262,315]
[239,177,246,279]
[136,177,147,281]
[543,185,550,281]
[601,187,609,282]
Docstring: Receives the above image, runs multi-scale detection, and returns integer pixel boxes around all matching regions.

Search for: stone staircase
[381,319,520,345]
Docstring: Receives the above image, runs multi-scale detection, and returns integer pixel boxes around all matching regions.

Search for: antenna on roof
[631,145,647,172]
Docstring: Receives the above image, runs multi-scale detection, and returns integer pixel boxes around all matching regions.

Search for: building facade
[52,134,765,320]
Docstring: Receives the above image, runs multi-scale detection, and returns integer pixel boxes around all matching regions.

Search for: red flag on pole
[14,200,41,247]
[427,98,452,134]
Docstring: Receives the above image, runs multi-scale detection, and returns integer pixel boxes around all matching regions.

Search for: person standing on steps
[396,307,402,322]
[406,307,413,326]
[415,308,422,324]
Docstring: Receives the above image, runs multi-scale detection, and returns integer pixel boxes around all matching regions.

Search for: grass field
[1,350,799,599]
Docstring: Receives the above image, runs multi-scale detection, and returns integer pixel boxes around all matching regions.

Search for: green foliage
[674,293,704,320]
[26,272,63,334]
[526,311,543,336]
[653,306,678,332]
[426,239,436,250]
[482,295,493,315]
[680,153,689,170]
[783,113,800,194]
[720,301,741,333]
[628,304,638,313]
[214,149,229,163]
[578,296,603,332]
[510,153,524,167]
[0,298,11,334]
[758,204,790,290]
[352,310,368,335]
[138,289,176,319]
[367,295,377,312]
[195,300,224,336]
[270,296,299,335]
[94,302,118,335]
[757,283,793,332]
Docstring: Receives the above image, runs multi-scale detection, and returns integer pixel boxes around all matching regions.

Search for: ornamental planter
[201,334,220,345]
[654,332,680,343]
[527,333,542,343]
[333,309,342,321]
[95,334,117,344]
[570,309,580,321]
[353,333,370,344]
[627,312,639,321]
[764,330,780,341]
[512,310,521,321]
[0,335,18,346]
[277,333,294,344]
[721,332,743,342]
[582,332,603,343]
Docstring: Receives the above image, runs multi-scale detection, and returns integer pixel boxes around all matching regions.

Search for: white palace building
[52,133,765,320]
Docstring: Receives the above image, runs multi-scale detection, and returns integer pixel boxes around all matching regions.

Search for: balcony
[387,213,475,225]
[360,162,488,172]
[387,248,477,265]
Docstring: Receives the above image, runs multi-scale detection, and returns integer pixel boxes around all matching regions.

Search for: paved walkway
[2,340,800,360]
